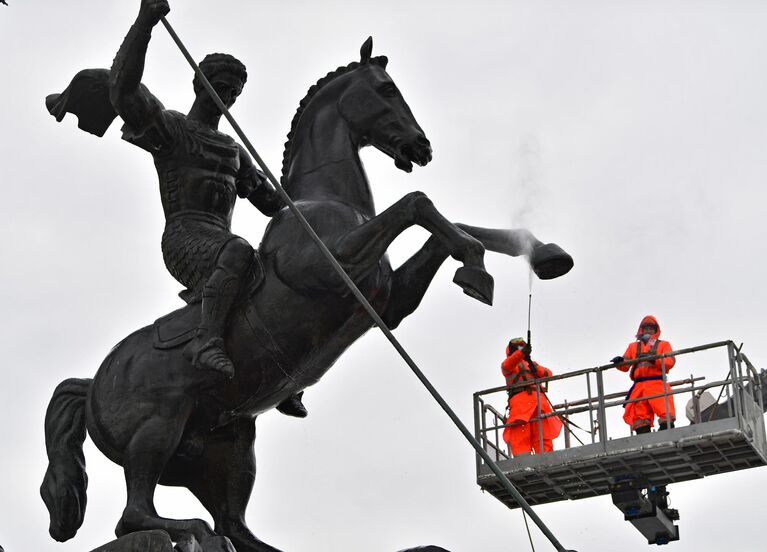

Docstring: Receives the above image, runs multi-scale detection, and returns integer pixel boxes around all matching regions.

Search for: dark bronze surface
[40,2,573,551]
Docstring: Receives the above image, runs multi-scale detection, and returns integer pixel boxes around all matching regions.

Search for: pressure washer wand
[525,291,582,445]
[527,293,532,347]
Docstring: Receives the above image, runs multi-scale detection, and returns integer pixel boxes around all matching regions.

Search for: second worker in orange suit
[612,315,676,434]
[502,337,563,456]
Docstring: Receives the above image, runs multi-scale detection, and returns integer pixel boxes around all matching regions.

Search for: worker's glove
[611,356,624,364]
[522,343,532,357]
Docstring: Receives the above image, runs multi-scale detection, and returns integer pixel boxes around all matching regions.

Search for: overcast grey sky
[1,1,766,551]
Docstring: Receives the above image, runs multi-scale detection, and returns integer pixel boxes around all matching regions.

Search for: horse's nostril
[416,135,431,148]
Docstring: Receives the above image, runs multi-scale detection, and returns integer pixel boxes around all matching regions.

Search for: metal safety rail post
[473,340,767,512]
[475,394,510,465]
[741,353,765,415]
[728,342,743,428]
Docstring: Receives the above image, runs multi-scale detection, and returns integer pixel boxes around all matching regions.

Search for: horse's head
[281,38,433,191]
[336,37,432,173]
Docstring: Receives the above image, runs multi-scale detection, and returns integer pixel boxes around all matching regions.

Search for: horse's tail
[40,377,92,542]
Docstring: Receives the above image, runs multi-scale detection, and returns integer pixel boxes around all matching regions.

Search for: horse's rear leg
[185,418,282,552]
[116,402,214,543]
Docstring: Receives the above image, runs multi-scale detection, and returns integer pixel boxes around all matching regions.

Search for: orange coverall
[617,315,676,431]
[502,348,563,456]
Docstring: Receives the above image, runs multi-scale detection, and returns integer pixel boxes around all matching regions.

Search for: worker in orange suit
[502,337,563,457]
[611,315,676,434]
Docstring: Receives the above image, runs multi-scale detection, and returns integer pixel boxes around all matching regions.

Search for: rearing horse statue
[41,38,572,552]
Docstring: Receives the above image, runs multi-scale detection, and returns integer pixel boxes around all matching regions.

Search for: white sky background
[1,1,766,551]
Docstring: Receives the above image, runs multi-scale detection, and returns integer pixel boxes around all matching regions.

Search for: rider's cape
[46,68,152,137]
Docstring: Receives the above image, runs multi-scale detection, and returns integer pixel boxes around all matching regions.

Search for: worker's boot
[635,425,651,434]
[658,420,675,430]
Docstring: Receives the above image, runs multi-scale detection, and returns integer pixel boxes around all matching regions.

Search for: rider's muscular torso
[105,0,286,379]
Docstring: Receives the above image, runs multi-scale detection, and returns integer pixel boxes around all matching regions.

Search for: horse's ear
[360,36,373,64]
[377,56,388,70]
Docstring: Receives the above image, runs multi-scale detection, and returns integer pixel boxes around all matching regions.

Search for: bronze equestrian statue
[41,1,573,550]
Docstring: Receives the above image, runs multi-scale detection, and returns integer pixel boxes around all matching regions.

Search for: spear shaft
[157,15,574,552]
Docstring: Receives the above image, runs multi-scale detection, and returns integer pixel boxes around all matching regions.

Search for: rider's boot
[276,391,308,418]
[184,265,243,378]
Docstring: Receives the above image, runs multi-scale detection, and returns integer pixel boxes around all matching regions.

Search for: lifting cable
[159,16,574,552]
[523,510,537,551]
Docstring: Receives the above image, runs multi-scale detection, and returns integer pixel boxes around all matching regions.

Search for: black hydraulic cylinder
[610,477,680,546]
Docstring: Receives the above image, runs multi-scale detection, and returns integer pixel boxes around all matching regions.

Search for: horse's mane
[280,55,388,187]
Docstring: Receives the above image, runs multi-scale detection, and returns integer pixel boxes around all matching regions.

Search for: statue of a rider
[109,0,271,379]
[48,0,308,416]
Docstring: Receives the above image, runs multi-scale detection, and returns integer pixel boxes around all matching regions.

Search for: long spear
[158,15,575,552]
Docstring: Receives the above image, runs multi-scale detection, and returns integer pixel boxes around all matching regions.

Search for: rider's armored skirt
[161,213,237,299]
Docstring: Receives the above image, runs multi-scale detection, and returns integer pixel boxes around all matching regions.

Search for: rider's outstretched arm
[109,0,170,136]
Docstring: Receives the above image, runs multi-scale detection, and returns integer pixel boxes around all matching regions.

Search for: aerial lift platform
[473,341,766,545]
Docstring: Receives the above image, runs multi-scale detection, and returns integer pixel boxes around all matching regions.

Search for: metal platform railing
[472,341,767,509]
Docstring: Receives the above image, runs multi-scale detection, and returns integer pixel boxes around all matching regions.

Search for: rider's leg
[190,238,309,412]
[187,238,252,377]
[187,418,282,552]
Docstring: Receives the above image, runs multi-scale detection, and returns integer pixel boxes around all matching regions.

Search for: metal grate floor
[477,415,767,510]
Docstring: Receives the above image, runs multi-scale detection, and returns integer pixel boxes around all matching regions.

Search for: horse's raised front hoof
[453,266,494,306]
[530,242,574,280]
